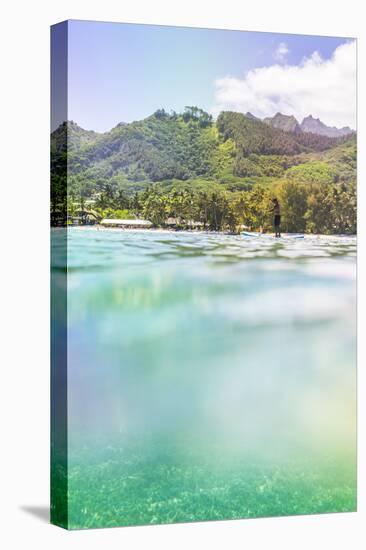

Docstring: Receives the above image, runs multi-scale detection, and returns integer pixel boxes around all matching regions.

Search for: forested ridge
[51,107,357,233]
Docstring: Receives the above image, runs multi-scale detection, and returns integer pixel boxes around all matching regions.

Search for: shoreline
[59,225,357,239]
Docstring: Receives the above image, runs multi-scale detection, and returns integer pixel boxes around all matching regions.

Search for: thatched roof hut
[100,219,153,228]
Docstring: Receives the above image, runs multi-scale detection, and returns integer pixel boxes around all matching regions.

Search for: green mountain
[51,107,356,233]
[52,108,350,192]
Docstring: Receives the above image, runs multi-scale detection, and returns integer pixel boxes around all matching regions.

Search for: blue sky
[53,20,355,132]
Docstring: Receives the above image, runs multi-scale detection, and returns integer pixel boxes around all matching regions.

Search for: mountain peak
[245,112,259,120]
[300,116,354,138]
[263,112,302,134]
[51,120,100,153]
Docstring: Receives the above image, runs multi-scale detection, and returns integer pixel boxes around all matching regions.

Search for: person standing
[271,198,281,238]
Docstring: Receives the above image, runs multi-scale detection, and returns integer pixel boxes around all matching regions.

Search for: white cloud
[274,42,289,62]
[213,40,356,129]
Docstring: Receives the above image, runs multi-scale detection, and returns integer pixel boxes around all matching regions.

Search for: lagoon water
[53,228,356,528]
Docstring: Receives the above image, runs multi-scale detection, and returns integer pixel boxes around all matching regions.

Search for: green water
[52,228,356,528]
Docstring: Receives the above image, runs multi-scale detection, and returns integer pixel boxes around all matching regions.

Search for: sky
[52,20,356,132]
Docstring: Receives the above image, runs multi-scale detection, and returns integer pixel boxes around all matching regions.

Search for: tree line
[82,179,356,234]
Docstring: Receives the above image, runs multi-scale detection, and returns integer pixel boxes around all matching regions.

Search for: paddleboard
[241,231,304,240]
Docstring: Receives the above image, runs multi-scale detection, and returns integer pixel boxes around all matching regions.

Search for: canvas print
[51,20,357,529]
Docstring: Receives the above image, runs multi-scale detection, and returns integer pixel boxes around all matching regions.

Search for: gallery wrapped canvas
[51,20,357,529]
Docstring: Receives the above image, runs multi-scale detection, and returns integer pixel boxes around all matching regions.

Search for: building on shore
[100,218,153,229]
[51,208,102,226]
[165,218,204,230]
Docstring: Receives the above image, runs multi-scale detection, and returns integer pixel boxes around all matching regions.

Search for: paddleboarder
[271,198,281,237]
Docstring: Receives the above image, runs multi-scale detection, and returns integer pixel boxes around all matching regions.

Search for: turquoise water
[53,228,357,528]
